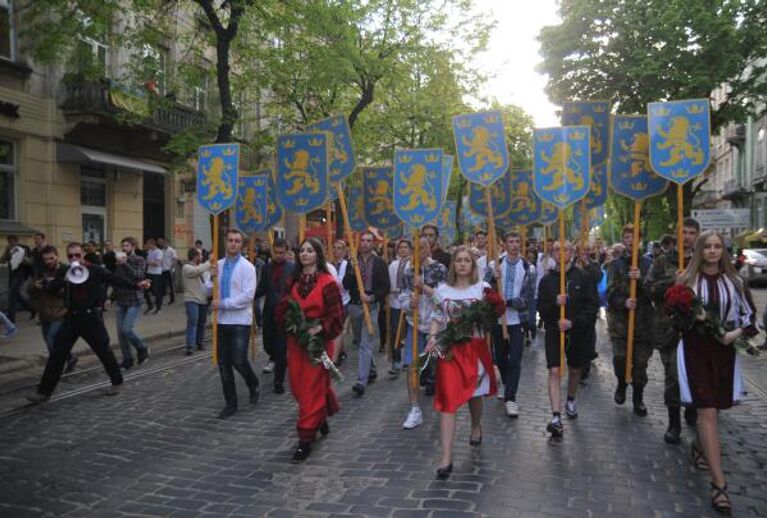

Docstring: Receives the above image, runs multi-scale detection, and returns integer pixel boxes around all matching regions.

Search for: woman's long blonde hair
[447,246,478,286]
[677,230,743,291]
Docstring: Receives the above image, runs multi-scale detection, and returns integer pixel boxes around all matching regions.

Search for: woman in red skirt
[277,237,344,463]
[676,231,756,514]
[425,246,497,479]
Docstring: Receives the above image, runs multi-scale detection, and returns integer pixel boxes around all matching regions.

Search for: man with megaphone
[26,242,151,404]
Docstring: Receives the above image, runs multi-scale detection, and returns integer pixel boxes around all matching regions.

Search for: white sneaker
[402,407,423,429]
[262,361,275,374]
[565,400,578,419]
[496,385,505,400]
[505,401,519,418]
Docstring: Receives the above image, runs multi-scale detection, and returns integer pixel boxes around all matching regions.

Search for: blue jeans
[492,323,524,402]
[0,310,15,333]
[348,303,379,384]
[185,301,209,350]
[41,320,64,354]
[116,303,148,364]
[217,324,259,408]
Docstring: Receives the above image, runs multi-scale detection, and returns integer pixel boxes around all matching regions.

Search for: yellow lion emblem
[284,150,320,195]
[399,164,436,211]
[539,142,584,191]
[510,181,535,212]
[238,188,264,225]
[656,117,704,167]
[462,127,504,172]
[367,180,393,215]
[201,157,233,201]
[580,115,603,156]
[620,132,651,177]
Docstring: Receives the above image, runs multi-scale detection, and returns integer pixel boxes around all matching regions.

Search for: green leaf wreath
[284,299,344,381]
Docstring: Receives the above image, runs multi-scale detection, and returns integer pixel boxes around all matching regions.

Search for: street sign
[692,208,751,229]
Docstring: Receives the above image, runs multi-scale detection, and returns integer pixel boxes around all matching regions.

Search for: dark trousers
[161,270,175,303]
[217,324,260,409]
[148,273,164,310]
[492,323,524,402]
[262,308,287,386]
[38,311,123,396]
[7,272,33,323]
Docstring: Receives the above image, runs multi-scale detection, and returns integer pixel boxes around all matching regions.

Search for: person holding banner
[275,237,345,463]
[537,241,599,436]
[422,224,451,269]
[474,230,489,280]
[485,231,535,418]
[645,217,701,443]
[425,247,497,479]
[607,224,655,415]
[206,229,260,419]
[387,239,412,375]
[399,236,448,429]
[342,231,390,396]
[331,239,351,367]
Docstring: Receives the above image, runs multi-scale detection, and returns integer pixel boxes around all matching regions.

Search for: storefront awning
[57,143,168,175]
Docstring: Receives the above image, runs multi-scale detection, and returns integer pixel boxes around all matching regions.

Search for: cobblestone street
[1,319,766,517]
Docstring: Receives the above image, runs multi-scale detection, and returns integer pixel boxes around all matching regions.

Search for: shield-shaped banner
[276,133,329,215]
[346,185,367,232]
[539,201,559,226]
[572,205,603,237]
[469,168,512,219]
[236,175,268,233]
[385,222,405,239]
[508,169,542,225]
[393,148,445,227]
[585,163,607,209]
[362,167,398,231]
[462,195,486,233]
[197,143,239,215]
[431,200,457,246]
[262,169,283,230]
[306,114,356,184]
[610,115,668,201]
[533,126,591,209]
[561,101,611,167]
[452,111,509,187]
[648,99,711,184]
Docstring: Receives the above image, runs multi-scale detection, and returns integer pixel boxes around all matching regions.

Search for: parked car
[740,248,767,285]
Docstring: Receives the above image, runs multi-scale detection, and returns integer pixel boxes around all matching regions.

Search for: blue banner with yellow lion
[508,169,542,225]
[585,163,607,209]
[469,168,511,219]
[393,148,446,228]
[533,126,591,210]
[561,101,611,167]
[538,201,559,226]
[197,143,239,215]
[276,133,329,214]
[306,114,356,184]
[648,99,710,184]
[362,166,398,231]
[262,169,283,230]
[610,115,668,201]
[236,175,268,233]
[452,111,509,187]
[431,200,457,246]
[347,185,367,232]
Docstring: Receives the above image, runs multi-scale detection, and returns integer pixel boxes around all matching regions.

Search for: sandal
[469,427,482,446]
[691,442,709,471]
[710,482,732,515]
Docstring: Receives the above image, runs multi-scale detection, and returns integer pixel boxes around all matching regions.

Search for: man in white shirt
[144,239,164,314]
[157,237,178,305]
[330,239,351,367]
[387,238,411,375]
[207,229,260,419]
[474,230,489,281]
[1,235,34,323]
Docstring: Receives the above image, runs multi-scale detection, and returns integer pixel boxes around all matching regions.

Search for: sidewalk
[0,302,192,377]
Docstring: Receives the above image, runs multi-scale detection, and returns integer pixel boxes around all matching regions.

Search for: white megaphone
[65,261,89,284]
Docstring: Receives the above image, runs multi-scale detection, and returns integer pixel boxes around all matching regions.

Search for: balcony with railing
[722,177,750,200]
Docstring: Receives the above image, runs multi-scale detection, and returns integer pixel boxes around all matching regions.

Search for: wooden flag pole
[212,215,220,365]
[336,184,374,333]
[520,225,527,259]
[558,213,566,370]
[326,202,333,250]
[299,215,306,243]
[411,231,421,393]
[544,225,549,255]
[485,187,508,341]
[580,199,589,250]
[677,183,685,271]
[625,201,642,384]
[249,232,258,361]
[267,230,274,251]
[383,235,392,362]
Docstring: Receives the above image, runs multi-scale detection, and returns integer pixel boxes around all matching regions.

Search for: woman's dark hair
[291,237,330,283]
[187,247,200,261]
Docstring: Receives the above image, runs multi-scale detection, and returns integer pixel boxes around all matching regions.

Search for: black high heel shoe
[710,482,732,515]
[469,428,482,446]
[291,441,312,463]
[319,421,330,437]
[436,463,453,480]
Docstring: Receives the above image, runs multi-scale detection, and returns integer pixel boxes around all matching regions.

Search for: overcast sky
[471,0,561,127]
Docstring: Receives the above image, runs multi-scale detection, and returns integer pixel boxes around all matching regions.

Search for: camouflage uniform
[606,253,655,387]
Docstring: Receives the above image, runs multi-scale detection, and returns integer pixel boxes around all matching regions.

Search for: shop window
[0,0,15,61]
[0,138,16,220]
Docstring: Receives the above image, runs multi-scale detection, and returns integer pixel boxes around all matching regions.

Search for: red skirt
[681,331,736,409]
[288,337,339,442]
[434,337,497,414]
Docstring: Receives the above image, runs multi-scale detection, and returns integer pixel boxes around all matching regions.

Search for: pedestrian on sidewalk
[425,247,497,480]
[157,238,177,305]
[342,230,390,397]
[399,236,447,430]
[537,240,599,437]
[31,232,47,276]
[276,237,344,463]
[574,243,601,381]
[486,231,534,418]
[112,237,151,370]
[27,245,76,371]
[331,239,351,368]
[255,238,294,393]
[607,224,654,416]
[182,247,210,355]
[644,217,701,444]
[145,239,164,314]
[0,309,16,338]
[27,242,151,404]
[387,239,411,375]
[1,235,35,323]
[676,230,757,515]
[206,229,260,419]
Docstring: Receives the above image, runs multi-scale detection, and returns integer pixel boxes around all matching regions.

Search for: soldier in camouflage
[644,217,700,444]
[607,224,654,416]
